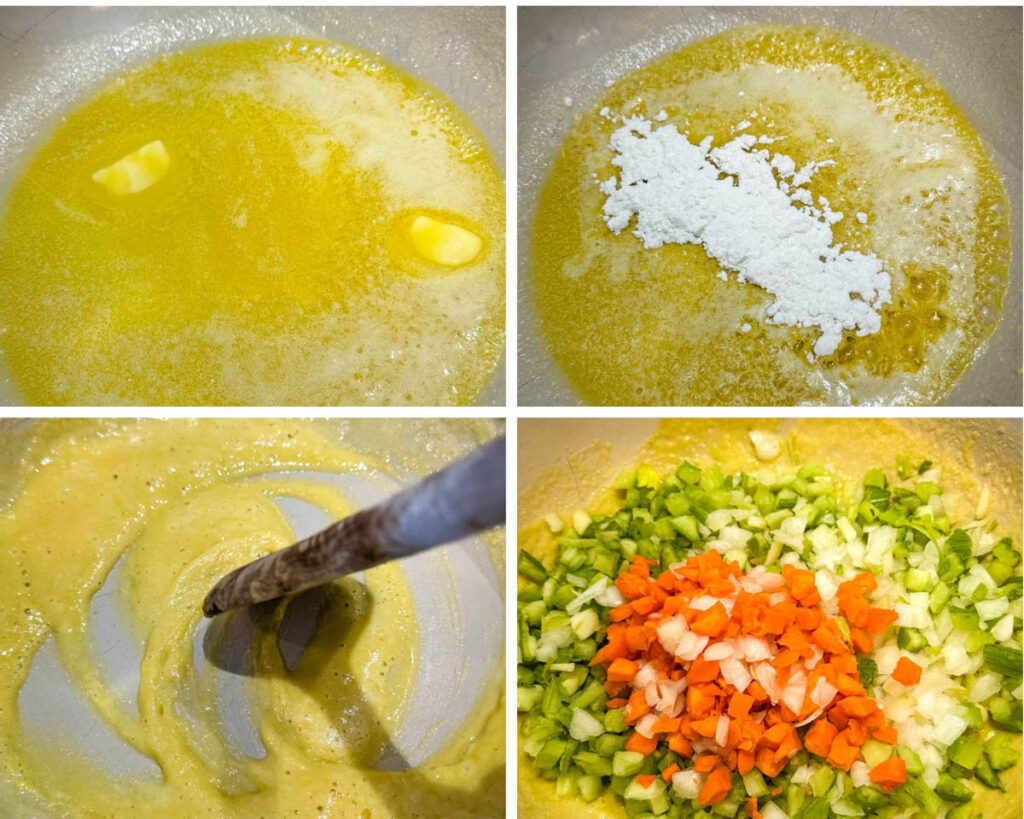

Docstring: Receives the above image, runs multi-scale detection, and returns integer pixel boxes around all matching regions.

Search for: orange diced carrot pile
[593,551,907,804]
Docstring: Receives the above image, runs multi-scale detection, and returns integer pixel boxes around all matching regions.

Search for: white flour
[599,115,891,357]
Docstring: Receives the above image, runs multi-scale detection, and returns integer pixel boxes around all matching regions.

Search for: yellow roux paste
[0,419,504,818]
[533,25,1010,406]
[518,419,1022,818]
[0,38,505,406]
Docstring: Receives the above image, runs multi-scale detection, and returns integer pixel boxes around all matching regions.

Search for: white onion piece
[715,715,730,747]
[720,658,752,693]
[676,632,709,662]
[704,641,736,662]
[636,713,659,739]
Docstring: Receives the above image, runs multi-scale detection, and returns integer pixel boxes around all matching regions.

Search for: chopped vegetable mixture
[518,456,1022,818]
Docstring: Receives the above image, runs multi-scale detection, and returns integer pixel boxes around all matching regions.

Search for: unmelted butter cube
[91,140,170,195]
[409,215,482,267]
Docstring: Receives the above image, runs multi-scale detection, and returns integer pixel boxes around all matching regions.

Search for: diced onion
[671,770,702,800]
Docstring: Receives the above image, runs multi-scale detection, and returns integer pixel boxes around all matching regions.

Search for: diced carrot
[694,754,720,773]
[626,689,651,723]
[869,757,907,792]
[668,732,693,757]
[632,596,659,615]
[609,603,634,622]
[811,623,847,654]
[661,763,680,783]
[688,656,720,683]
[769,786,783,797]
[651,715,682,734]
[737,749,755,775]
[864,607,899,635]
[607,657,639,683]
[844,721,869,747]
[746,796,762,819]
[635,774,656,789]
[616,572,649,600]
[850,627,873,654]
[826,732,859,771]
[625,625,651,652]
[686,686,718,720]
[728,692,754,719]
[698,767,733,806]
[891,657,922,686]
[630,556,652,577]
[625,731,659,756]
[690,602,730,637]
[837,696,878,718]
[873,725,898,744]
[692,716,721,738]
[803,719,838,757]
[607,697,628,709]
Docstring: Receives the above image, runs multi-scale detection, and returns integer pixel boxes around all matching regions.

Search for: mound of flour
[599,115,890,357]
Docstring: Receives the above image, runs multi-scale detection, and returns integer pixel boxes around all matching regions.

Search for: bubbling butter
[0,38,505,406]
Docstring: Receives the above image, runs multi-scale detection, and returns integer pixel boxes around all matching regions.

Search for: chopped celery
[989,697,1023,732]
[518,550,548,583]
[742,769,768,797]
[902,778,942,813]
[947,735,984,768]
[849,786,888,809]
[809,765,835,797]
[573,751,613,777]
[983,733,1018,771]
[604,708,627,734]
[929,581,952,614]
[896,745,924,776]
[857,657,877,688]
[983,644,1023,676]
[859,739,891,769]
[800,797,830,819]
[934,774,973,803]
[595,732,627,755]
[518,685,543,712]
[612,751,645,777]
[578,774,603,801]
[973,756,1004,790]
[896,627,928,653]
[535,739,568,770]
[993,539,1021,566]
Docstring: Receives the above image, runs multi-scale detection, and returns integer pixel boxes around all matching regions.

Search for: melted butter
[0,419,504,817]
[0,38,505,406]
[518,418,1022,817]
[533,24,1010,406]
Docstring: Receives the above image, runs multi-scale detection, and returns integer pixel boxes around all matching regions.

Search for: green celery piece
[573,639,597,663]
[948,735,984,768]
[983,644,1024,676]
[974,757,1004,790]
[809,765,836,797]
[595,732,627,756]
[799,797,830,819]
[946,806,978,819]
[914,481,942,501]
[786,783,806,815]
[518,611,535,662]
[896,455,914,480]
[934,774,974,803]
[522,599,546,626]
[993,539,1021,567]
[560,739,579,774]
[741,770,768,797]
[929,581,952,614]
[961,703,985,731]
[612,750,645,777]
[989,697,1023,732]
[604,708,627,734]
[945,529,973,562]
[570,680,605,711]
[637,464,661,490]
[573,751,613,777]
[517,686,543,712]
[578,774,603,801]
[558,666,588,697]
[857,657,878,688]
[676,461,701,485]
[983,733,1018,771]
[849,786,889,809]
[939,553,968,583]
[987,561,1014,586]
[904,568,932,592]
[535,738,568,770]
[896,627,928,653]
[664,492,690,517]
[518,666,535,686]
[902,778,943,813]
[518,550,548,583]
[614,469,637,490]
[518,583,543,602]
[859,739,891,769]
[864,468,887,489]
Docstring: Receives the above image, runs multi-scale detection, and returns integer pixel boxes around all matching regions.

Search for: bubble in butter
[91,140,170,195]
[409,215,483,267]
[0,419,504,817]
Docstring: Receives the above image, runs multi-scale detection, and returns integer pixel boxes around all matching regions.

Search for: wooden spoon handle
[202,436,505,617]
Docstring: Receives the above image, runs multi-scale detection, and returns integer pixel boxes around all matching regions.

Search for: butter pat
[409,215,482,266]
[91,140,170,195]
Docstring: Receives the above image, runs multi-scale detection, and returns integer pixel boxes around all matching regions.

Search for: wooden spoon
[202,436,505,617]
